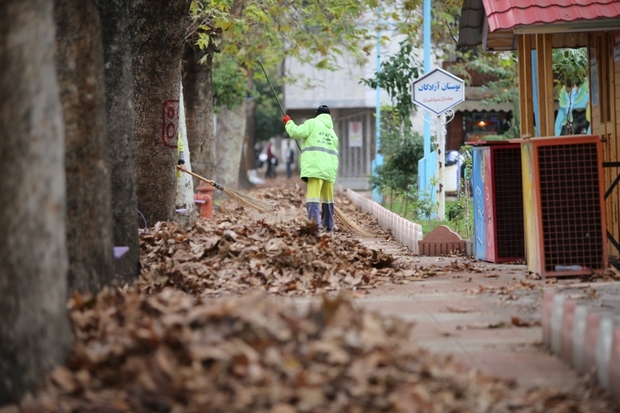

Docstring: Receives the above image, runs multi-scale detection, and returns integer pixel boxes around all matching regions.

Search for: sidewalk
[344,188,620,408]
[354,255,580,391]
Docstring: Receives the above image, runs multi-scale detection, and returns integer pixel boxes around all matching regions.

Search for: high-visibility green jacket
[285,114,339,183]
[176,134,185,179]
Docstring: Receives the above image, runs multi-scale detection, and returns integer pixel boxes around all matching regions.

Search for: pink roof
[482,0,620,32]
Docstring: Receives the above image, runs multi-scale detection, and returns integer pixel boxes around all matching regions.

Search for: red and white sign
[162,100,179,148]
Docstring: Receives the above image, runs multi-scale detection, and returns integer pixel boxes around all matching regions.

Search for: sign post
[412,68,464,220]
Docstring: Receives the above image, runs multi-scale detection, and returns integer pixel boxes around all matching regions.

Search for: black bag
[561,120,574,135]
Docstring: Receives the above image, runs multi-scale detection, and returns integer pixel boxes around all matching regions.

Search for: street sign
[412,68,464,115]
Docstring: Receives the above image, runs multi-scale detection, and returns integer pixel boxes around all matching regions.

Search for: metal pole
[419,0,434,203]
[372,9,383,203]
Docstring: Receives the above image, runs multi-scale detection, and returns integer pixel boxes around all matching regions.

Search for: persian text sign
[412,68,464,115]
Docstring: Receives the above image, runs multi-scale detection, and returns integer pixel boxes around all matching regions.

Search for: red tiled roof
[482,0,620,32]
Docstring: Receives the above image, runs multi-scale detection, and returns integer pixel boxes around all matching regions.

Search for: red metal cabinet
[521,135,607,277]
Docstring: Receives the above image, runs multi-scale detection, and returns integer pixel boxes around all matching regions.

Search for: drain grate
[535,139,606,274]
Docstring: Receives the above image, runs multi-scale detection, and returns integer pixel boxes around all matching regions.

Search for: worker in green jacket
[283,105,339,233]
[176,132,187,178]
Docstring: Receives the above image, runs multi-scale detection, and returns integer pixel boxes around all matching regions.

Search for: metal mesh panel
[537,142,604,272]
[492,147,525,261]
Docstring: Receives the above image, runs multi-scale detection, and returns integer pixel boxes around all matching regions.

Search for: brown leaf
[50,366,78,393]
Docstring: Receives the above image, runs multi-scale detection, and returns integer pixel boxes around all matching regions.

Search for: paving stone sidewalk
[342,188,620,409]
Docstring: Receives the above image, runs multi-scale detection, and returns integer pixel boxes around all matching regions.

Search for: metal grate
[492,147,525,261]
[537,142,605,272]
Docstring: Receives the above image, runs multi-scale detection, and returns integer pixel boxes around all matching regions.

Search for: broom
[258,60,374,238]
[178,166,274,214]
[333,206,375,237]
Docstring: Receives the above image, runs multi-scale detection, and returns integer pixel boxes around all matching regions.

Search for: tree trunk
[182,41,216,188]
[55,0,114,294]
[0,0,71,403]
[237,97,256,190]
[215,102,246,189]
[98,0,140,284]
[174,83,197,227]
[131,0,191,227]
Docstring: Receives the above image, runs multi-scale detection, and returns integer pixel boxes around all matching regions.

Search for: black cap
[316,105,330,115]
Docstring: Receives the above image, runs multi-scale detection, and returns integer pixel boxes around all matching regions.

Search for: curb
[343,188,423,255]
[542,285,620,406]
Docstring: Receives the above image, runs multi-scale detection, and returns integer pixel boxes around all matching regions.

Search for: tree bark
[182,41,216,188]
[174,83,197,227]
[0,0,71,403]
[55,0,114,294]
[131,0,191,227]
[215,102,247,189]
[237,97,256,190]
[98,0,140,283]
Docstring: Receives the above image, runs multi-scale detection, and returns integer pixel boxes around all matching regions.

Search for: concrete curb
[543,285,620,406]
[343,188,423,255]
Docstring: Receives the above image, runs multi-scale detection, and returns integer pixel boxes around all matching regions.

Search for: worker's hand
[177,164,188,172]
[282,115,291,124]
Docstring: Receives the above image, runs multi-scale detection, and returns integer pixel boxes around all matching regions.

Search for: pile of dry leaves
[137,181,488,298]
[137,216,398,297]
[21,288,614,413]
[16,180,618,412]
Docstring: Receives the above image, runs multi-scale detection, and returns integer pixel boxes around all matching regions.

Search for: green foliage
[552,48,588,88]
[446,201,465,221]
[253,76,283,142]
[396,0,464,61]
[446,145,473,238]
[188,0,230,58]
[369,106,424,200]
[212,54,247,110]
[189,0,437,145]
[412,181,438,221]
[360,40,422,127]
[191,0,398,77]
[189,0,466,93]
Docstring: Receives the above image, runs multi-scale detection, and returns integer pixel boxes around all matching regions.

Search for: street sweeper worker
[282,104,339,233]
[176,133,187,178]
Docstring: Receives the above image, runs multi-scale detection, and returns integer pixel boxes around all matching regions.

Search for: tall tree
[99,0,141,283]
[174,83,198,227]
[0,0,71,403]
[54,0,114,294]
[212,53,249,188]
[182,36,217,187]
[131,0,192,227]
[215,103,247,187]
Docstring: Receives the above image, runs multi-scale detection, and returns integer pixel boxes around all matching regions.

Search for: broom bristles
[178,166,274,214]
[334,206,374,237]
[223,187,275,214]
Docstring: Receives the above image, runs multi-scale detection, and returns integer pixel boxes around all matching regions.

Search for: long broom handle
[258,60,286,117]
[257,60,302,152]
[177,166,223,191]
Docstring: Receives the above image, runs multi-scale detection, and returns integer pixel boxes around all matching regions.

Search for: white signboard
[412,68,465,115]
[349,121,363,147]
